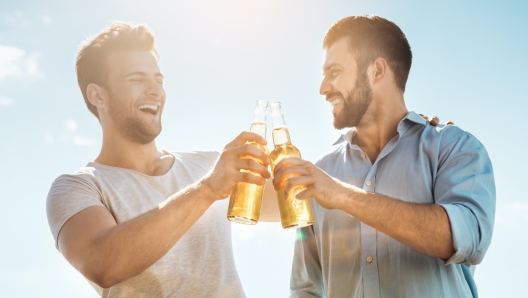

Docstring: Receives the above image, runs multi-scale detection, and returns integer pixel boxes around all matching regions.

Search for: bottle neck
[272,126,291,146]
[250,100,268,139]
[270,102,291,146]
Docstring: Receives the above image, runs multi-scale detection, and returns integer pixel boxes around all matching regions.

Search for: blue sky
[0,0,527,297]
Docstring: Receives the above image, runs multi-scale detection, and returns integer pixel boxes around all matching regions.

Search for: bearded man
[273,15,496,298]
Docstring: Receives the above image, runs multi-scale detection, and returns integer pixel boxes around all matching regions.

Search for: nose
[147,78,164,98]
[319,76,331,96]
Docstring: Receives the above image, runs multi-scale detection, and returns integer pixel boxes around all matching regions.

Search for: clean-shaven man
[273,15,495,297]
[46,22,279,297]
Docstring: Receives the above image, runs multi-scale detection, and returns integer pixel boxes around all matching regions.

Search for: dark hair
[323,15,412,92]
[75,22,159,119]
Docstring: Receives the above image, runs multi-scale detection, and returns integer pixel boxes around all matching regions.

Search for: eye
[331,69,340,76]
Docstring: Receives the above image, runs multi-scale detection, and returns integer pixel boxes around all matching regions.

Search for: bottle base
[227,216,258,225]
[282,221,313,229]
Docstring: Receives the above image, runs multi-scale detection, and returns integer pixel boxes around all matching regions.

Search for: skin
[58,50,278,288]
[273,37,455,260]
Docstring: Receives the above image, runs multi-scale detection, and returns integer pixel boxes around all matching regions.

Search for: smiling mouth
[328,98,343,106]
[138,104,159,115]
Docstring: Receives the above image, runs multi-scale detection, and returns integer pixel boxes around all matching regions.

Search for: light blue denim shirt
[290,111,495,298]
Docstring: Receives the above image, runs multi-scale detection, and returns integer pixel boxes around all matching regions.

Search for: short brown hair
[75,22,159,119]
[323,15,412,92]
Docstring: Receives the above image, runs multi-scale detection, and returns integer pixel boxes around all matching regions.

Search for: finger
[235,159,271,179]
[234,170,267,185]
[446,121,455,126]
[295,188,313,201]
[283,176,314,199]
[225,131,267,148]
[238,143,270,165]
[273,165,312,190]
[222,143,270,166]
[273,157,306,175]
[420,114,429,121]
[429,116,439,126]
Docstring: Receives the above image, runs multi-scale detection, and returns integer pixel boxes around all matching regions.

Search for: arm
[273,164,454,259]
[273,132,495,262]
[57,132,271,288]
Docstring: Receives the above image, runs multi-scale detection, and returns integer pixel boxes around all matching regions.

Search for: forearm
[86,179,217,287]
[336,185,455,260]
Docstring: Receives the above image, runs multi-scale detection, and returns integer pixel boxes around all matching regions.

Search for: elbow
[81,264,122,289]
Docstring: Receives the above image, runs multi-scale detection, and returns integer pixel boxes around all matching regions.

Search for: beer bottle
[269,102,314,229]
[227,100,270,225]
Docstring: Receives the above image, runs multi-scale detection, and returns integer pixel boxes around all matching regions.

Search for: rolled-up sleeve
[434,130,495,265]
[290,225,324,298]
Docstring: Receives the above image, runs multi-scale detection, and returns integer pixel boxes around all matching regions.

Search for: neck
[353,92,408,162]
[95,127,173,176]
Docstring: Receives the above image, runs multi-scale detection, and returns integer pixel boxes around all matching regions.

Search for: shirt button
[366,256,373,263]
[361,154,366,159]
[365,181,371,186]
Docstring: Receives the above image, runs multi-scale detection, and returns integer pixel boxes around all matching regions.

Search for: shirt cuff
[439,203,479,265]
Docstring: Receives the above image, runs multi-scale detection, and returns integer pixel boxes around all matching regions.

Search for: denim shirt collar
[333,111,427,146]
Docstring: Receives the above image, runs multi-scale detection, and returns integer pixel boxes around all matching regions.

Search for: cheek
[337,75,357,99]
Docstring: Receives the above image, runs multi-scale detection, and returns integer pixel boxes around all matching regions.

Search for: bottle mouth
[256,99,269,109]
[270,101,282,111]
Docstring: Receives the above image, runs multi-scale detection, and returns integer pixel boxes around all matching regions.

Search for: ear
[369,57,388,84]
[86,83,107,109]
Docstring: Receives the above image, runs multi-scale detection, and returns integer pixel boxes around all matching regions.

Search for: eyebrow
[123,72,164,79]
[323,63,342,72]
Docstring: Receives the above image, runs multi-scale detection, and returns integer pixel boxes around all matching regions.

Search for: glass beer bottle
[269,102,314,229]
[227,100,270,225]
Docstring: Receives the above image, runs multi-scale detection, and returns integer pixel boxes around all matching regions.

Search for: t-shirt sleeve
[46,174,106,251]
[434,128,496,266]
[198,150,221,168]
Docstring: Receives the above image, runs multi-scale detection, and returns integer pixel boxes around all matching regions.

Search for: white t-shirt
[46,150,246,298]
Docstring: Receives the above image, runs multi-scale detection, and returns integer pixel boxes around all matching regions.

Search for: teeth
[329,99,343,106]
[138,104,159,111]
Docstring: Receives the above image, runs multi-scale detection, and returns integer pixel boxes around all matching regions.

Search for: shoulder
[169,150,220,171]
[47,165,106,210]
[46,166,107,249]
[421,124,492,172]
[423,124,486,153]
[49,165,101,195]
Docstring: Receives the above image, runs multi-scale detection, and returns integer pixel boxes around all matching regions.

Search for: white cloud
[0,44,43,80]
[42,15,51,25]
[3,10,31,28]
[0,96,15,106]
[45,120,97,147]
[65,120,78,132]
[72,136,96,147]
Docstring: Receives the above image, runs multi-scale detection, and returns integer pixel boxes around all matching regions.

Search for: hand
[418,114,455,126]
[272,157,347,210]
[203,132,271,201]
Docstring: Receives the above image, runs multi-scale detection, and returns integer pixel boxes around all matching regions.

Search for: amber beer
[227,100,269,225]
[269,102,314,229]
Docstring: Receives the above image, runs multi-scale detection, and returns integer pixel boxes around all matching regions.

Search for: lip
[327,97,343,107]
[137,103,161,116]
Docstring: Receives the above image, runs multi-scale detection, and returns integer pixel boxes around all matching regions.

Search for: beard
[331,72,373,130]
[107,96,162,145]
